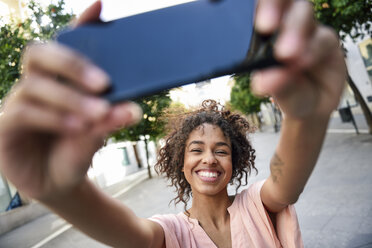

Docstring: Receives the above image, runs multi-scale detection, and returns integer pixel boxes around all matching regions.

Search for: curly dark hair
[155,99,257,211]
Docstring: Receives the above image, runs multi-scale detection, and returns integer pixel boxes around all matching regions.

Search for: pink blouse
[149,180,303,247]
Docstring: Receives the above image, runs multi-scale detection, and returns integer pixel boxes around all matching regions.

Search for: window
[359,38,372,84]
[121,147,130,166]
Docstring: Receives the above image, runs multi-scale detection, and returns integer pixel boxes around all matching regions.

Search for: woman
[151,99,301,247]
[0,0,346,247]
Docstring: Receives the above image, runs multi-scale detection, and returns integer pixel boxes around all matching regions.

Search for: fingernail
[251,72,264,95]
[84,67,110,90]
[127,102,143,125]
[255,5,279,34]
[251,71,262,84]
[82,98,110,119]
[276,31,300,59]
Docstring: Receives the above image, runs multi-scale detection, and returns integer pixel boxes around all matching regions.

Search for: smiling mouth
[196,170,221,182]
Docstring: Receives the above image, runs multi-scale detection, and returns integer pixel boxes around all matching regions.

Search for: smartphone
[57,0,278,103]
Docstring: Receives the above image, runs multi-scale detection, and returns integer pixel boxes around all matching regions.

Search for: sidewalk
[0,168,151,248]
[296,132,372,247]
[328,113,369,133]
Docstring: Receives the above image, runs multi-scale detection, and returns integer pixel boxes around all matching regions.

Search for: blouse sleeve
[149,214,181,248]
[245,180,304,248]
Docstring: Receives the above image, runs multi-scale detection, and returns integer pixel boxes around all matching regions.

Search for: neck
[188,189,232,229]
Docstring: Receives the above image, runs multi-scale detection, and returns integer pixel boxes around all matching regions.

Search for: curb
[0,202,50,235]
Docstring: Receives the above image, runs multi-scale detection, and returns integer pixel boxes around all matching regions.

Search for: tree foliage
[112,92,171,178]
[312,0,371,41]
[0,0,74,100]
[24,0,75,41]
[230,73,269,114]
[0,22,27,99]
[312,0,372,134]
[112,91,172,142]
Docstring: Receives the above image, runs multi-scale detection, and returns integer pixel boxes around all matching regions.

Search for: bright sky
[61,0,197,21]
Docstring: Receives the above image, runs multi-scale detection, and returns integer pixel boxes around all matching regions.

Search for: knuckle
[320,26,340,47]
[21,45,35,70]
[10,103,29,120]
[22,43,42,63]
[293,1,314,17]
[60,89,82,108]
[61,51,88,78]
[18,75,39,95]
[21,43,48,74]
[322,25,337,38]
[295,0,313,13]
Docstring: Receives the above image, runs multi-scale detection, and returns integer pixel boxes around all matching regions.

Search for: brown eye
[215,150,228,155]
[191,149,202,153]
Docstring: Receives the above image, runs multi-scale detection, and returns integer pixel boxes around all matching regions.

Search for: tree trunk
[132,143,142,168]
[347,73,372,134]
[254,112,262,130]
[144,138,152,178]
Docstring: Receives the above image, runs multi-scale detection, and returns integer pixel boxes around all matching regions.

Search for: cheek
[182,159,192,178]
[224,160,233,179]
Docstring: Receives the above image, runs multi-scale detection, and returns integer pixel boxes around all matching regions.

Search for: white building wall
[88,140,156,189]
[344,36,372,110]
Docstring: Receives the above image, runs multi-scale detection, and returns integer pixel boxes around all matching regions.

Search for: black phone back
[57,0,265,103]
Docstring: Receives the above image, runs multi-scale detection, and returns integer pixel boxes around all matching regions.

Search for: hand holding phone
[57,0,278,103]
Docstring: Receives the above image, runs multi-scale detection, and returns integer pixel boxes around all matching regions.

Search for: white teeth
[198,171,218,178]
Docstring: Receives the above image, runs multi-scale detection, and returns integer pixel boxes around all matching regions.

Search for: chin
[192,184,228,197]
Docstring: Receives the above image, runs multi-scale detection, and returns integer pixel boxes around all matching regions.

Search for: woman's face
[183,123,232,197]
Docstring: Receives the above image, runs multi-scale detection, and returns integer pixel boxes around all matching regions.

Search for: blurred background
[0,0,371,247]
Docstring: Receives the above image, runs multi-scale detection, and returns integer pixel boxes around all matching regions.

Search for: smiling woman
[151,100,302,248]
[155,100,256,211]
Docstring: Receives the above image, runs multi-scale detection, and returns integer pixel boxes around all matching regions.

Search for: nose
[202,150,217,165]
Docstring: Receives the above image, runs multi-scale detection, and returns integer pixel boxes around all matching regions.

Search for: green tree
[230,72,269,128]
[112,91,172,178]
[0,21,27,99]
[24,0,75,41]
[0,0,74,100]
[312,0,372,134]
[313,0,371,41]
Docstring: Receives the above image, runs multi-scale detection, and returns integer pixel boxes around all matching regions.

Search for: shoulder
[233,180,265,207]
[148,213,194,248]
[232,180,303,247]
[149,213,186,234]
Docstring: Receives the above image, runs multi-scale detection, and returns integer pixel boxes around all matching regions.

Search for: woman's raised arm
[0,1,165,247]
[256,0,346,212]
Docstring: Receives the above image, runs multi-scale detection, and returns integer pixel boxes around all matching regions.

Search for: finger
[92,102,143,135]
[0,101,85,134]
[255,0,291,34]
[299,26,342,68]
[23,42,109,93]
[275,1,316,61]
[17,74,110,121]
[251,67,292,97]
[73,0,102,27]
[302,27,346,101]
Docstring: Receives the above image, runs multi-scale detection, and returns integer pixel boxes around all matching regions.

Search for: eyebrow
[187,140,231,149]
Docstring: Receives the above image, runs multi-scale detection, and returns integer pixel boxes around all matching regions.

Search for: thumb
[73,0,102,27]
